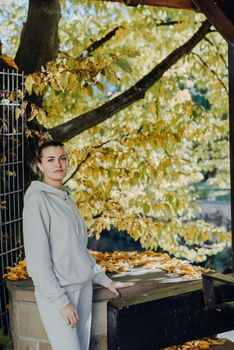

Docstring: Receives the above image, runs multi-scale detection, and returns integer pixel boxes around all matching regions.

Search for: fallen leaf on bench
[162,337,225,350]
[2,250,214,281]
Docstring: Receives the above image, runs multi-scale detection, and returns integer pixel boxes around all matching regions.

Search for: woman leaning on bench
[23,140,133,350]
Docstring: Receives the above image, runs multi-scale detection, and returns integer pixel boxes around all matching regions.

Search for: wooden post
[228,43,234,272]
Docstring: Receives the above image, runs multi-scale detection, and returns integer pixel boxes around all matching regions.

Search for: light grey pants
[35,282,93,350]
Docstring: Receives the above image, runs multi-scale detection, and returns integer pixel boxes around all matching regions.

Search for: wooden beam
[192,0,234,44]
[228,43,234,271]
[94,0,196,10]
[107,279,234,350]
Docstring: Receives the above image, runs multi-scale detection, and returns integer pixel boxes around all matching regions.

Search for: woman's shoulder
[24,184,46,205]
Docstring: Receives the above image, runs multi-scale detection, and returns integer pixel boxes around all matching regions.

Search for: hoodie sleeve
[68,195,113,288]
[23,192,70,309]
[86,250,112,288]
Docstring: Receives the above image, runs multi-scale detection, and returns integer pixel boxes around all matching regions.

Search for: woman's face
[37,146,68,182]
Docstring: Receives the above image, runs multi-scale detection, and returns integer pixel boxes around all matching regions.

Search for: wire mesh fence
[0,69,25,330]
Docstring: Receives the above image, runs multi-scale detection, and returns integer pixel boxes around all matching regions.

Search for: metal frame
[0,69,25,330]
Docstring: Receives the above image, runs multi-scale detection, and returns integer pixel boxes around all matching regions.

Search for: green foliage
[0,329,13,350]
[0,0,27,57]
[24,48,138,98]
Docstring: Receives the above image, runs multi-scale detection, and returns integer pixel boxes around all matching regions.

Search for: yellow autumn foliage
[163,337,225,350]
[3,251,213,281]
[2,1,230,262]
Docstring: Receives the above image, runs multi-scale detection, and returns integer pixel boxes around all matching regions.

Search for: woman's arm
[86,250,134,296]
[86,250,113,287]
[23,192,70,309]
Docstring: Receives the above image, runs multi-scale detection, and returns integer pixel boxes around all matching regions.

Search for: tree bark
[77,26,121,60]
[15,0,61,74]
[13,0,61,186]
[49,20,211,142]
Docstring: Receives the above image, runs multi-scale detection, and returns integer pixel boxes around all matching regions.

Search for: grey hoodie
[23,181,112,309]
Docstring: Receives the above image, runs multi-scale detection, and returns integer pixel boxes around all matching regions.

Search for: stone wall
[7,280,108,350]
[6,268,183,350]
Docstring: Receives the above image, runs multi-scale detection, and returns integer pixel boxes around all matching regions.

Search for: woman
[23,140,133,350]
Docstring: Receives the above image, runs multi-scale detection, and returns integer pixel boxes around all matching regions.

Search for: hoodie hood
[24,180,71,203]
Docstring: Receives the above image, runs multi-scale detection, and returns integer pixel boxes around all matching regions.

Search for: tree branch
[63,151,91,185]
[154,20,183,26]
[77,26,121,60]
[204,37,228,70]
[191,51,228,93]
[63,140,110,184]
[49,20,211,142]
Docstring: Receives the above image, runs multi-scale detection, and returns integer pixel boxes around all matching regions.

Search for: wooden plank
[192,0,234,44]
[214,340,234,350]
[93,0,196,10]
[107,280,234,350]
[202,273,217,309]
[229,44,234,271]
[202,273,234,285]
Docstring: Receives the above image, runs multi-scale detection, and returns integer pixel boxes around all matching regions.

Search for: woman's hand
[107,281,135,297]
[59,303,79,328]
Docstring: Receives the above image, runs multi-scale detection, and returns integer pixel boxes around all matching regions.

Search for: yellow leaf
[25,75,34,95]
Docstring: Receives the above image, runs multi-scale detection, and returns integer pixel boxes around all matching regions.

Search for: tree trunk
[15,0,61,74]
[13,0,61,188]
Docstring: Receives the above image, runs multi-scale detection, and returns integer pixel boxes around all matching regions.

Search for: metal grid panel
[0,69,25,330]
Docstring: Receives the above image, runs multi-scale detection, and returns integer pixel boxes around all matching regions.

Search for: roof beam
[192,0,234,44]
[94,0,196,10]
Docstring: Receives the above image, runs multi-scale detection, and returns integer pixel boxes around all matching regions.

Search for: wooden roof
[95,0,234,44]
[97,0,196,10]
[193,0,234,44]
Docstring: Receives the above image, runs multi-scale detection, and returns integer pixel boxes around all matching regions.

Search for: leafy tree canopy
[0,0,230,262]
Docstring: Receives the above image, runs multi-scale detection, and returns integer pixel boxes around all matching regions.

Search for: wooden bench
[107,276,234,350]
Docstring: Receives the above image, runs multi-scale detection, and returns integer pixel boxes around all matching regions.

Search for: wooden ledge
[5,267,195,303]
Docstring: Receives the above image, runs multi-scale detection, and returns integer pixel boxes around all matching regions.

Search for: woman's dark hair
[37,140,65,162]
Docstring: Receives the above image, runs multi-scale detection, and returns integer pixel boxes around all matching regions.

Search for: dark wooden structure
[108,277,234,350]
[193,0,234,44]
[228,42,234,271]
[203,272,234,310]
[95,0,196,9]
